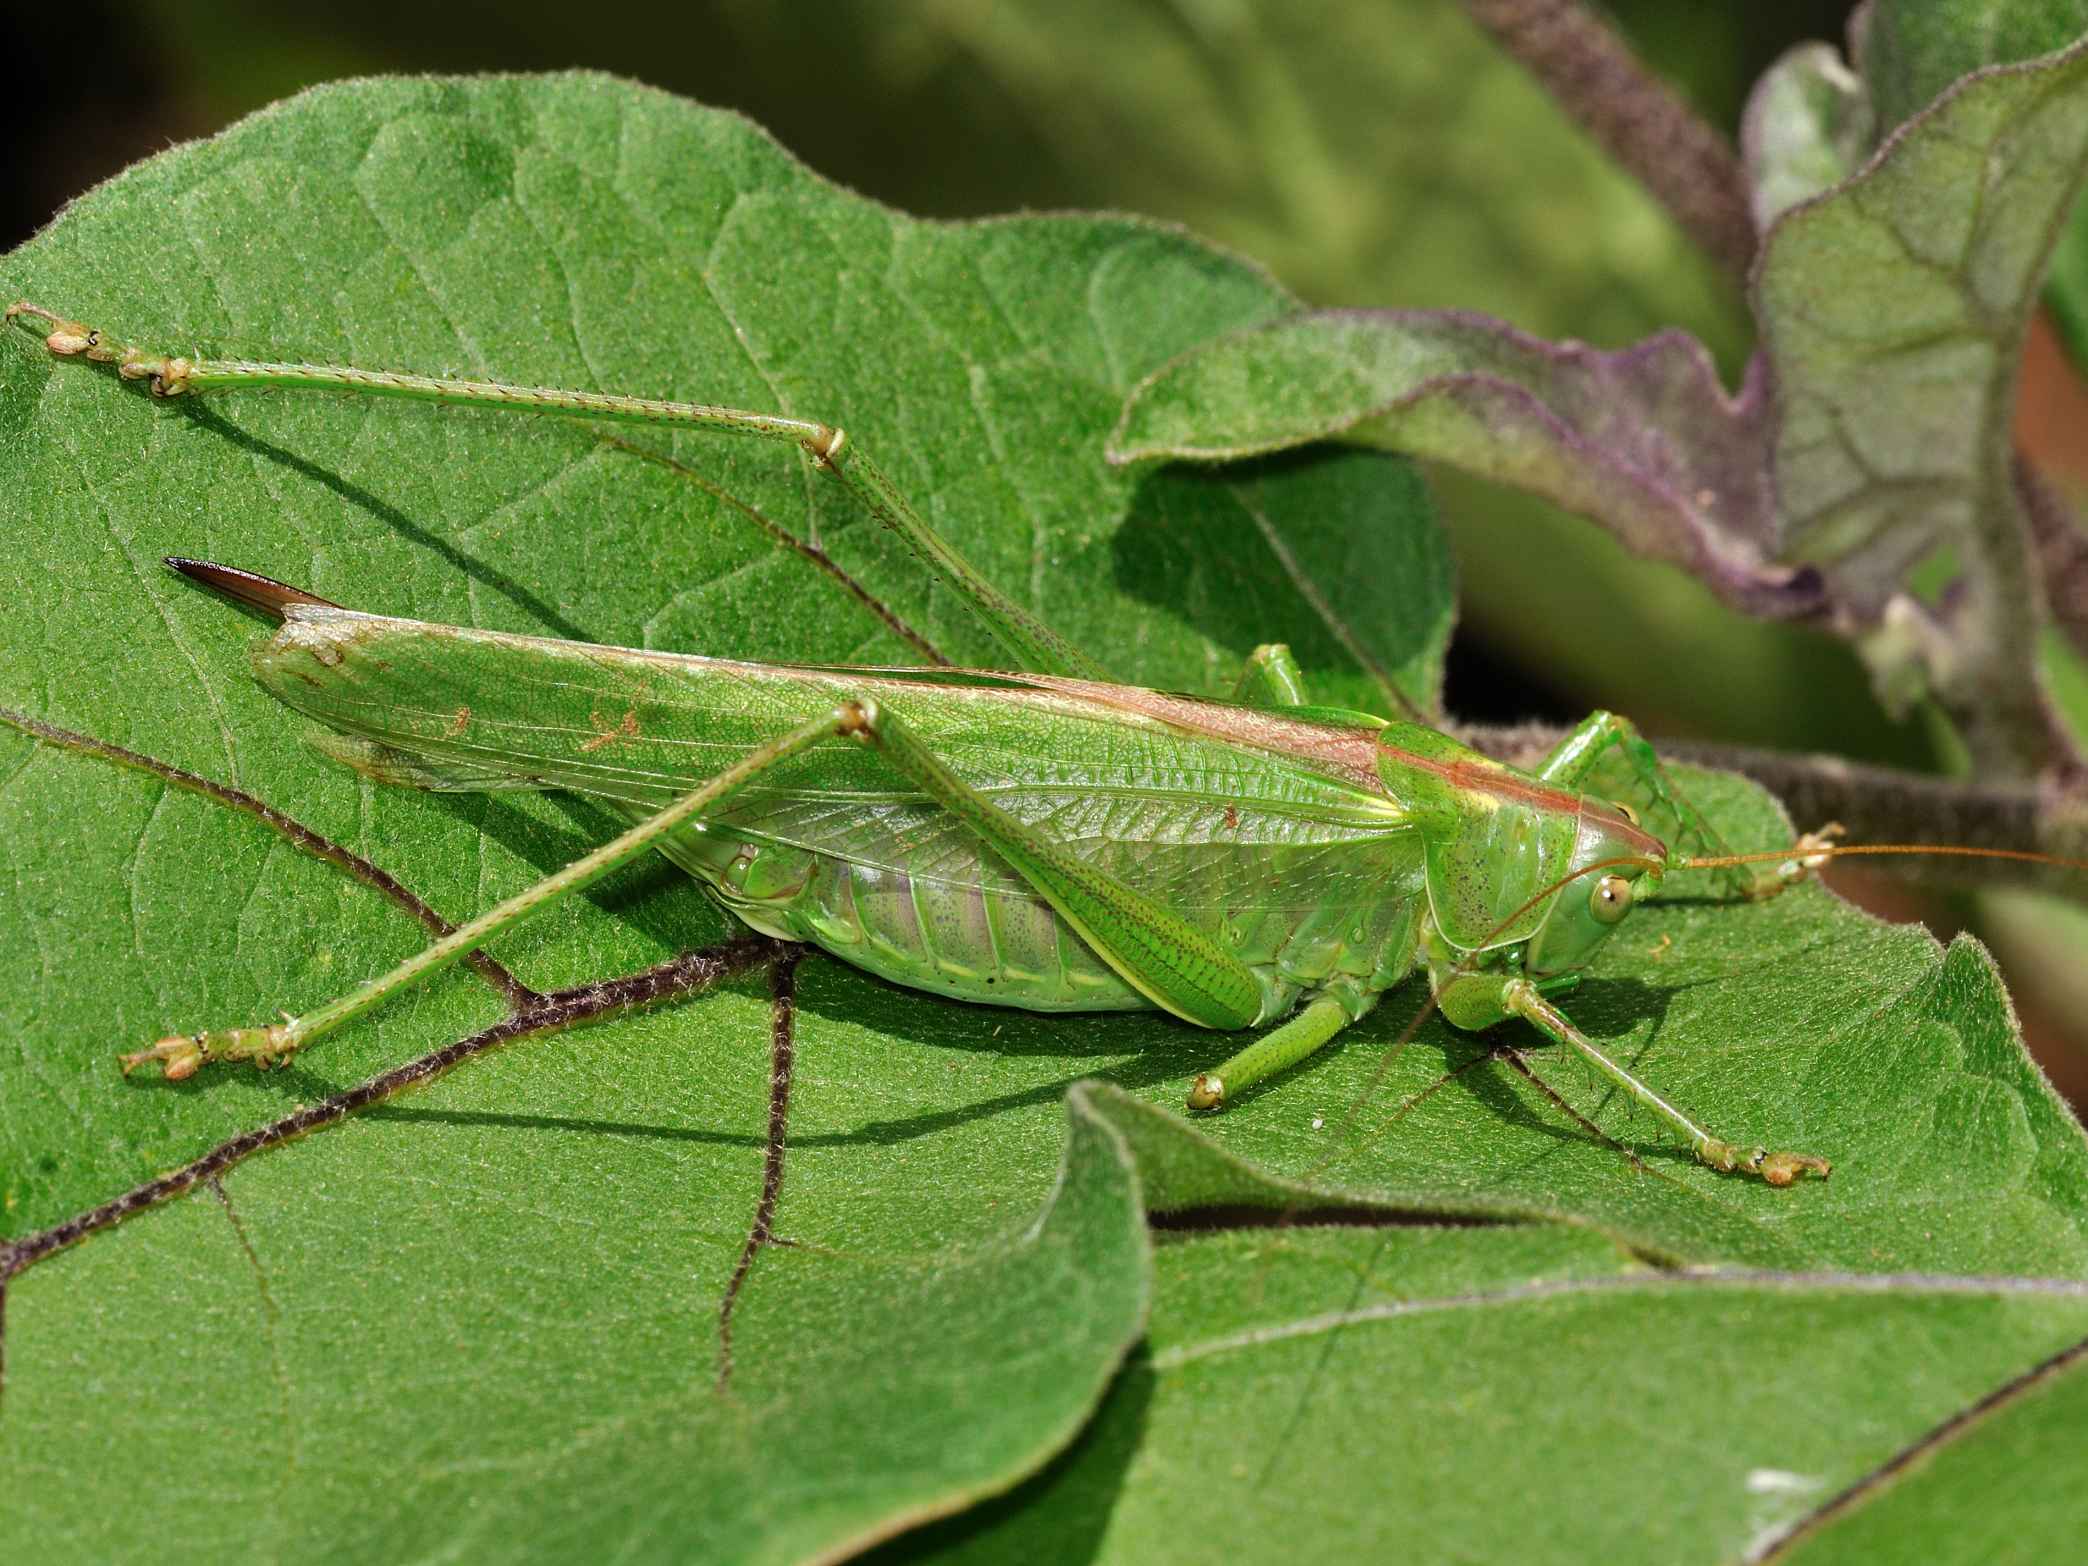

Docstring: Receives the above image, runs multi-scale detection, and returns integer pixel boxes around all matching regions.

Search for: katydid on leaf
[8,302,1866,1187]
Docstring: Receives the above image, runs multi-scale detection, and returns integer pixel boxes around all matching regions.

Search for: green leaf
[1755,35,2088,623]
[1781,11,2088,468]
[1108,312,1809,618]
[903,1229,2088,1563]
[5,1082,1151,1563]
[3,73,2087,1563]
[1859,0,2088,133]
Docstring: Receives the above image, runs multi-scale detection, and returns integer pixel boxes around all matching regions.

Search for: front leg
[1501,981,1830,1186]
[1426,938,1829,1186]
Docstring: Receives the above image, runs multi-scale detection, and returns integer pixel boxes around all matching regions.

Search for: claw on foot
[6,301,195,394]
[1186,1073,1226,1112]
[120,1033,208,1081]
[1748,822,1847,901]
[1758,1150,1834,1187]
[1697,1137,1832,1186]
[118,1022,294,1081]
[7,301,101,358]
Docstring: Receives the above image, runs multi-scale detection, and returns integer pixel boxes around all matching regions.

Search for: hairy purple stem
[1461,0,1758,276]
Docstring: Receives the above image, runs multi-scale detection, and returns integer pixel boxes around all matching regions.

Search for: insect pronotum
[9,301,1892,1187]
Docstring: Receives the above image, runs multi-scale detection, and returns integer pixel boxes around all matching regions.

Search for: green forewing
[258,603,1416,938]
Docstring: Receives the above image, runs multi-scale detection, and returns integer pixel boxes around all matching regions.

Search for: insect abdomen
[657,822,1424,1020]
[662,827,1148,1010]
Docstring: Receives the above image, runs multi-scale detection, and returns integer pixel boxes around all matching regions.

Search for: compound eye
[1590,874,1633,925]
[1611,800,1640,826]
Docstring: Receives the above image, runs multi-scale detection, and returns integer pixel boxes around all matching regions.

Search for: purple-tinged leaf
[1109,310,1817,619]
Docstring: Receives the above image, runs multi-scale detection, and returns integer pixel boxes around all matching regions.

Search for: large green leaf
[3,73,2086,1563]
[904,1224,2088,1563]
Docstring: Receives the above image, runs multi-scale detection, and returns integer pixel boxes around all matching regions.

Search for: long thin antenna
[1683,843,2088,876]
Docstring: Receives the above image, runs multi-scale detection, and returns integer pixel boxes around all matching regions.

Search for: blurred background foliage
[13,0,2088,1100]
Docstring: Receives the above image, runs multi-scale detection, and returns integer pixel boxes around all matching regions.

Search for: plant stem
[2017,454,2088,667]
[1460,0,1758,278]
